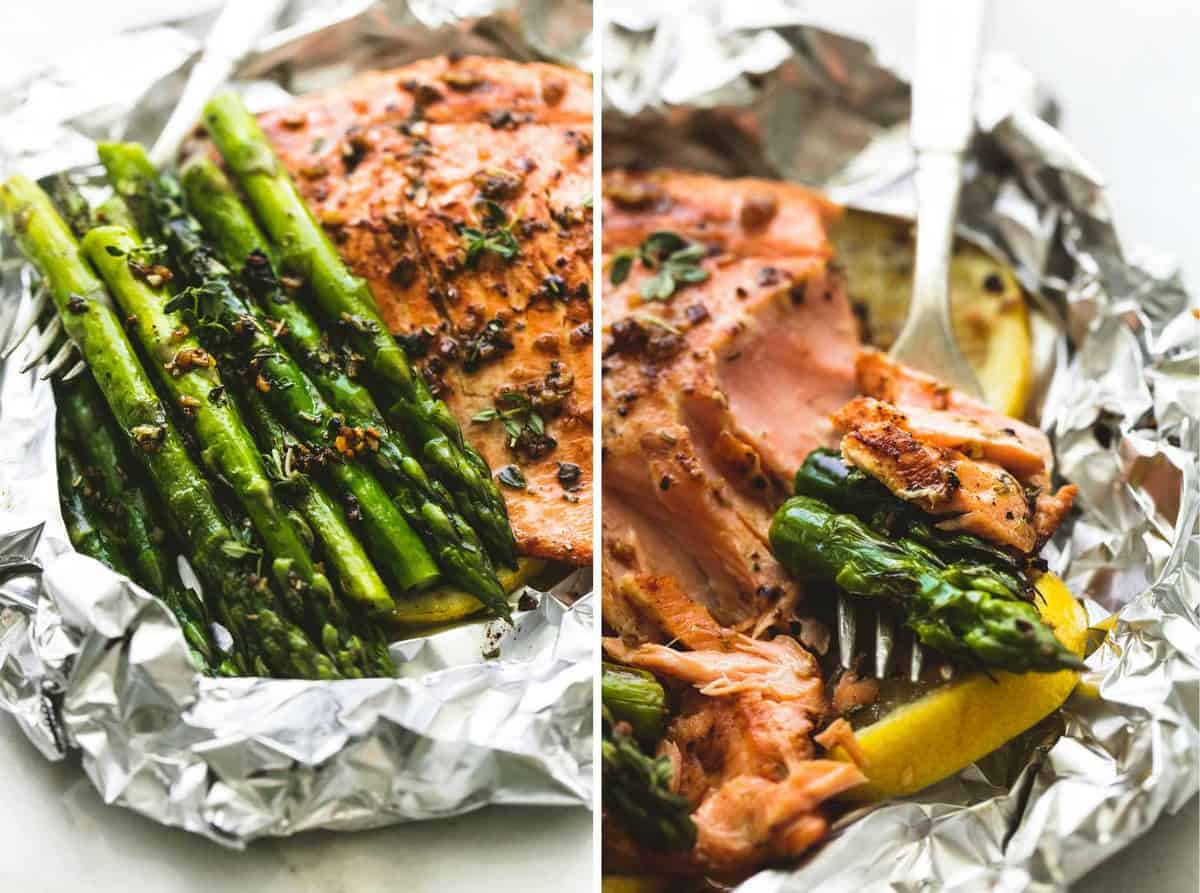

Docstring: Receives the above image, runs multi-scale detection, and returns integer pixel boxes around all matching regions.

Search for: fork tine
[40,340,77,379]
[61,358,88,382]
[909,635,925,681]
[875,611,895,677]
[19,316,63,372]
[836,593,856,670]
[1,284,49,359]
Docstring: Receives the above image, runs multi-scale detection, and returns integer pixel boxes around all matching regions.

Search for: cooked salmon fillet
[603,573,728,650]
[837,415,1039,552]
[258,56,593,564]
[833,396,1046,479]
[601,169,859,627]
[847,351,1076,551]
[602,575,864,878]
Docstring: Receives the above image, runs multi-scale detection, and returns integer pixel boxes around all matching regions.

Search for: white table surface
[1,2,1196,892]
[0,719,593,893]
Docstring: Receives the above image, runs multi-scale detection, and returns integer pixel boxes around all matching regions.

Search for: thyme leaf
[608,230,709,300]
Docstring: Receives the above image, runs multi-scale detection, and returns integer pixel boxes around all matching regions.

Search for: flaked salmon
[602,169,860,627]
[846,351,1076,551]
[602,576,864,878]
[838,416,1038,553]
[833,396,1046,479]
[258,56,593,564]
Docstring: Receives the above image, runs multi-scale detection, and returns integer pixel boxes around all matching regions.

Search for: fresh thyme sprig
[609,230,709,301]
[460,199,520,265]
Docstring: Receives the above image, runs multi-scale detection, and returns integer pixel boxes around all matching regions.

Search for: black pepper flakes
[556,462,582,489]
[483,108,531,130]
[389,257,418,287]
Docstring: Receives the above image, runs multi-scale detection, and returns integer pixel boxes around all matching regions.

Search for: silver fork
[0,268,86,381]
[837,0,988,680]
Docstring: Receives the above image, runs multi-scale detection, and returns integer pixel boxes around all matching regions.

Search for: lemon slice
[830,573,1088,800]
[831,209,1033,417]
[387,558,545,629]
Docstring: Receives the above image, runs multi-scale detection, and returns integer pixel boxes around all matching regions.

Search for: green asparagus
[56,375,234,674]
[602,662,668,743]
[238,386,397,676]
[80,225,331,595]
[56,424,132,577]
[56,370,172,592]
[40,172,95,237]
[602,705,696,852]
[97,143,438,601]
[180,158,512,619]
[201,91,518,569]
[770,495,1083,672]
[49,181,244,674]
[0,175,332,677]
[795,448,1031,596]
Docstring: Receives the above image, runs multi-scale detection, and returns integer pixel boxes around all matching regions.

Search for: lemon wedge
[387,558,545,628]
[831,573,1088,800]
[830,209,1033,417]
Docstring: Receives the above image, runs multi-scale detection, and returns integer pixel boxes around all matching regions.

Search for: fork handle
[891,152,980,396]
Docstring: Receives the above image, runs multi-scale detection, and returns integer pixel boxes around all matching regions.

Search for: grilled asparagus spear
[201,91,518,569]
[97,142,436,603]
[602,703,696,852]
[81,222,372,676]
[0,174,333,679]
[56,424,132,577]
[56,375,233,674]
[769,495,1083,673]
[795,448,1031,597]
[238,386,396,676]
[602,662,668,743]
[179,157,512,619]
[56,373,172,592]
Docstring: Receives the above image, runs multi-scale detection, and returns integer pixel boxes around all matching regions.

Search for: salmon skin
[257,56,594,565]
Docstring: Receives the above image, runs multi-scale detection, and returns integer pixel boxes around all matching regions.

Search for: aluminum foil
[0,0,593,846]
[604,4,1198,890]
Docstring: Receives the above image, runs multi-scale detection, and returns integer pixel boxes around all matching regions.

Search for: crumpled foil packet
[0,0,593,846]
[604,4,1197,890]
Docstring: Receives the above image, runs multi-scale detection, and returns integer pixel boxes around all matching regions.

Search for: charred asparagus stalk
[769,495,1083,672]
[602,662,668,742]
[56,375,234,674]
[80,222,371,676]
[201,91,518,569]
[0,174,333,679]
[602,704,696,852]
[795,448,1030,596]
[56,422,132,577]
[98,142,438,605]
[179,158,512,619]
[56,374,172,592]
[238,386,396,676]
